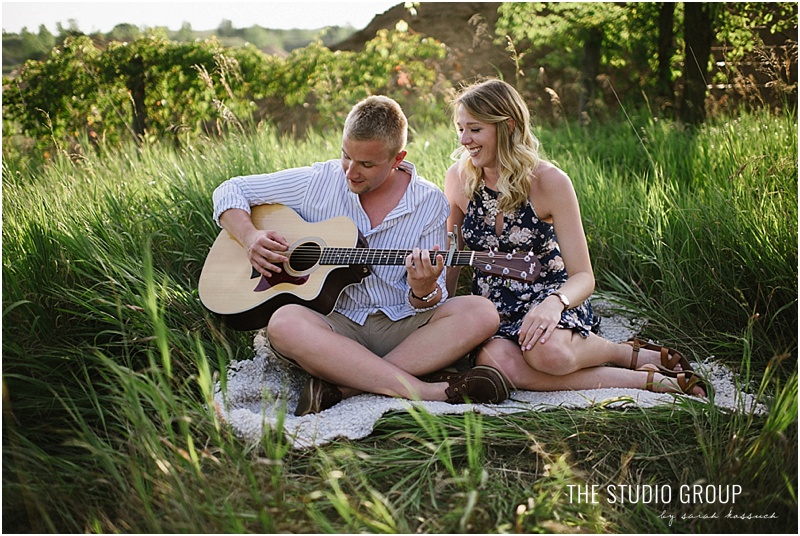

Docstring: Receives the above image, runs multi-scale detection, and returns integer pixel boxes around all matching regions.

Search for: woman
[443,79,705,397]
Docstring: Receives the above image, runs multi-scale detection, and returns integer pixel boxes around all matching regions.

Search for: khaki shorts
[271,309,436,366]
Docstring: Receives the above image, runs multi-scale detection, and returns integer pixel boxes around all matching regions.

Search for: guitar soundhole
[289,242,322,272]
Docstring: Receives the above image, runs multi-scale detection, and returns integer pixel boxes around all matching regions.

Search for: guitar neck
[319,248,475,267]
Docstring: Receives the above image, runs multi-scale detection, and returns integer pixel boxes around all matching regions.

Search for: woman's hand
[518,294,563,350]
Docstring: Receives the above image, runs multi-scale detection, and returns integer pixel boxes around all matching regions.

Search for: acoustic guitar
[198,204,541,330]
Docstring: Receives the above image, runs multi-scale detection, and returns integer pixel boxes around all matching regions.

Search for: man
[213,95,508,415]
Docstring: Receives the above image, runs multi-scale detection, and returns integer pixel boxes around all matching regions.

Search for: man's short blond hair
[343,96,408,157]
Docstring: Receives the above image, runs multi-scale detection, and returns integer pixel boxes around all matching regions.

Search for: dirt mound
[331,2,517,85]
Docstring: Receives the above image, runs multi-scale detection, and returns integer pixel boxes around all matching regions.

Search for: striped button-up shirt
[212,159,450,324]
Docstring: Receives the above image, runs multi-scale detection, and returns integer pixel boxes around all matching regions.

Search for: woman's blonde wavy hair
[451,79,542,213]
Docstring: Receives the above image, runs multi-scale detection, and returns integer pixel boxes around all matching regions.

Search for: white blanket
[213,305,766,449]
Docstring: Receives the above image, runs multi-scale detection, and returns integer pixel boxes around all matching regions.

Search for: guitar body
[198,204,370,330]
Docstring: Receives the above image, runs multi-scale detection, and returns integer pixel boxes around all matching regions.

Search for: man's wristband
[410,285,440,303]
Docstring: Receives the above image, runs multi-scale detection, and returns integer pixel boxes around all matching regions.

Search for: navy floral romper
[461,181,598,341]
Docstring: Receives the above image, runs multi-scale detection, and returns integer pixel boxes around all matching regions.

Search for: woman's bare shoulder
[530,160,577,218]
[444,161,466,189]
[532,160,571,186]
[444,162,469,207]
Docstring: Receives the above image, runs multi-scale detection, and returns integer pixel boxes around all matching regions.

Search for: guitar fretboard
[320,248,475,267]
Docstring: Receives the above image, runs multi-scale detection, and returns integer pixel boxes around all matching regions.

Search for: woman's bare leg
[476,337,704,396]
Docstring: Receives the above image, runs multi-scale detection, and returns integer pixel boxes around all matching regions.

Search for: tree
[242,25,280,50]
[713,2,798,109]
[678,2,797,124]
[55,19,83,45]
[656,3,677,105]
[108,23,141,43]
[176,22,194,43]
[1,24,56,73]
[680,3,717,125]
[217,19,235,37]
[2,35,105,151]
[498,2,796,125]
[497,2,634,120]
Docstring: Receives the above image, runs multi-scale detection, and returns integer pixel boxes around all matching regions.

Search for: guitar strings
[282,248,538,282]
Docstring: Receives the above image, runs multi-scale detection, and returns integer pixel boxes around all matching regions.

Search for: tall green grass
[546,110,797,370]
[3,109,796,532]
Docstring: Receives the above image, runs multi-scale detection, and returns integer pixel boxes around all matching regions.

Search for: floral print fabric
[461,181,597,340]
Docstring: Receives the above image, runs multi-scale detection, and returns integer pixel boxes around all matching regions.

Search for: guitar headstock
[472,250,542,283]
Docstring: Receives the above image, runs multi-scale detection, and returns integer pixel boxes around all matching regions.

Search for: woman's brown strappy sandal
[626,338,694,372]
[639,366,707,397]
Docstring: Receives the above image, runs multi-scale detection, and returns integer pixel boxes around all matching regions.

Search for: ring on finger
[537,325,545,330]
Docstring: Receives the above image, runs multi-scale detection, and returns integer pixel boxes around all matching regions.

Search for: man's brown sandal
[626,338,694,372]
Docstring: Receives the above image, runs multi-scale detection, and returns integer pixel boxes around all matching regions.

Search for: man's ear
[394,150,408,166]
